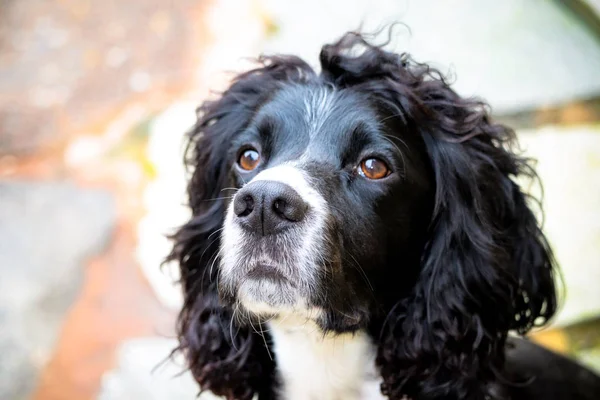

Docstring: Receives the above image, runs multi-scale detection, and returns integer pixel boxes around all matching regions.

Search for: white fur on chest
[268,318,385,400]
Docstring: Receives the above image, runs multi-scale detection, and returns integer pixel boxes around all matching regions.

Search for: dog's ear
[167,56,313,400]
[376,59,557,399]
[320,32,557,399]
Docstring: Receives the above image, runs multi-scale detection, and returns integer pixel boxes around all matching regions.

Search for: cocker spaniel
[168,32,600,400]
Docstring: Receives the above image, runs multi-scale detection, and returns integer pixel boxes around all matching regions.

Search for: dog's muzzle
[219,165,330,314]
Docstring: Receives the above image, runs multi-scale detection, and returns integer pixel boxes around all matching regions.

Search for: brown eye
[359,158,390,180]
[238,148,260,171]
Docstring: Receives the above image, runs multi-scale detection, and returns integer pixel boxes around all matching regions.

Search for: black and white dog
[168,32,600,400]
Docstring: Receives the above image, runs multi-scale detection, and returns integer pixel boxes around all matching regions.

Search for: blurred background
[1,0,599,399]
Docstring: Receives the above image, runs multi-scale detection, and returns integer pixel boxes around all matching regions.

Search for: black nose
[233,181,308,235]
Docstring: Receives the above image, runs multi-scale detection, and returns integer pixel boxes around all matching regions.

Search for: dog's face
[218,84,433,329]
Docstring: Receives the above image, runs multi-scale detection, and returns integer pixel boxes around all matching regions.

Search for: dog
[168,32,600,400]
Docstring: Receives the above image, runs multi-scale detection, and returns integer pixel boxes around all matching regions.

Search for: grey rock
[0,181,116,400]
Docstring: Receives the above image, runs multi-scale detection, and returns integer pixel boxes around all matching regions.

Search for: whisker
[384,133,410,152]
[378,111,407,126]
[381,135,407,179]
[230,304,240,351]
[201,195,235,202]
[197,235,222,272]
[348,253,374,292]
[206,226,225,242]
[257,320,274,361]
[208,247,224,282]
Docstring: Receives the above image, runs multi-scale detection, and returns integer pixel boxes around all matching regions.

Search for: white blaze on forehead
[249,164,327,212]
[304,87,335,138]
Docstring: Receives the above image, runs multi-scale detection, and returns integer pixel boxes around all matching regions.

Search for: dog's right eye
[359,157,390,180]
[238,148,261,171]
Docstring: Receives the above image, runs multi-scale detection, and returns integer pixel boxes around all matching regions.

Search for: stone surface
[260,0,600,113]
[0,0,206,155]
[97,337,213,400]
[0,181,116,400]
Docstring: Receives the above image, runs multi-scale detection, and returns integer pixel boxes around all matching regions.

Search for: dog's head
[169,32,557,400]
[217,79,435,330]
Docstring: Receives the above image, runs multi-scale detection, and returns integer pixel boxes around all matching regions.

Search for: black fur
[167,31,600,400]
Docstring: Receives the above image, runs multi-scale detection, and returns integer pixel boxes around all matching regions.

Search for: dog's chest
[268,320,385,400]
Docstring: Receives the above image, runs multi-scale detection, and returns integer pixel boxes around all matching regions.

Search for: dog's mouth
[244,263,293,286]
[232,260,303,312]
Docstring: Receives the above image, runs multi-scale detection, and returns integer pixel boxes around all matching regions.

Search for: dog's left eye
[359,158,390,180]
[238,148,261,171]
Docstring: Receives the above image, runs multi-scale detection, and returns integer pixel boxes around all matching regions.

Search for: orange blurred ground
[32,221,175,400]
[6,141,177,400]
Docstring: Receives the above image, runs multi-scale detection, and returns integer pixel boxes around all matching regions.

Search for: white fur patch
[249,164,327,211]
[304,87,335,138]
[268,316,385,400]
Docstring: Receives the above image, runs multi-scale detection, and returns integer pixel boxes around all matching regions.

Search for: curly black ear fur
[167,55,314,400]
[320,33,557,400]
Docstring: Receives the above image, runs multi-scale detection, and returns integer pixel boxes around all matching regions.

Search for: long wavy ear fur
[320,32,557,400]
[166,56,314,400]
